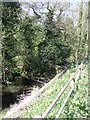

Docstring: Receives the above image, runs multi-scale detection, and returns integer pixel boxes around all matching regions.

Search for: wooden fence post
[70,77,76,91]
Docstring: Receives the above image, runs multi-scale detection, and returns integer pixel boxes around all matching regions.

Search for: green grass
[19,66,77,118]
[0,109,8,120]
[1,64,88,119]
[60,64,88,118]
[20,65,88,119]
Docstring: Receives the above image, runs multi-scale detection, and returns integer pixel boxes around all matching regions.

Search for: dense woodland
[1,1,88,86]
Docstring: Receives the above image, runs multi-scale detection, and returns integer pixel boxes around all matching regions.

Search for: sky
[20,0,88,26]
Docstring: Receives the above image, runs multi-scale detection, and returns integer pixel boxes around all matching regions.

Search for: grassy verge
[1,64,88,119]
[60,64,88,118]
[0,109,8,119]
[19,65,77,118]
[20,65,88,118]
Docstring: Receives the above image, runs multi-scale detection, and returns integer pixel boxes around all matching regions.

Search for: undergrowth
[0,64,88,119]
[19,65,77,118]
